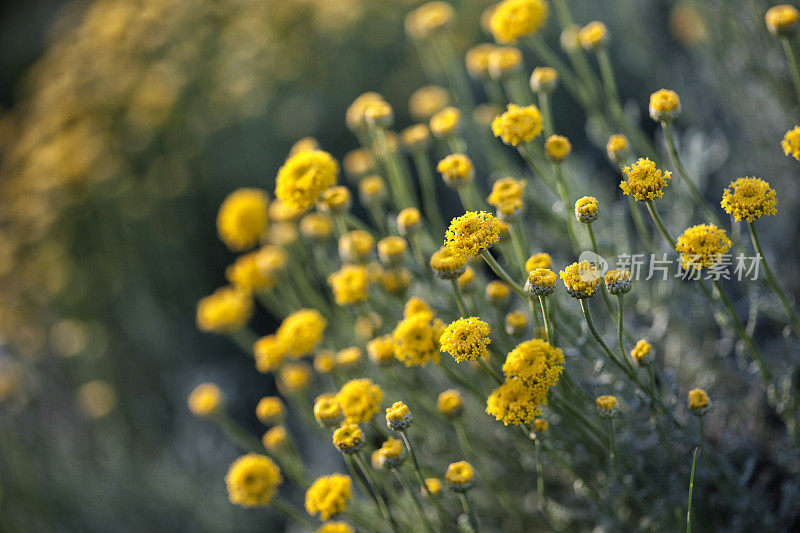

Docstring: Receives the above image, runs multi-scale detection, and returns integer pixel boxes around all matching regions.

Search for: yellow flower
[781,125,800,160]
[437,389,464,419]
[289,137,320,158]
[430,107,462,139]
[445,211,504,261]
[424,477,443,496]
[314,350,336,375]
[596,395,619,418]
[457,267,476,291]
[275,150,339,211]
[269,198,307,224]
[332,423,365,454]
[358,175,388,206]
[278,362,313,393]
[226,251,275,293]
[766,4,800,35]
[487,177,525,219]
[376,436,406,469]
[649,89,681,122]
[688,388,711,416]
[343,148,375,180]
[225,454,282,507]
[367,335,396,367]
[492,104,543,146]
[376,237,407,268]
[606,134,630,164]
[404,297,433,318]
[574,196,599,224]
[196,286,253,334]
[346,92,385,132]
[187,383,223,417]
[465,44,497,80]
[487,46,524,79]
[505,311,529,336]
[400,124,432,152]
[721,177,777,222]
[560,24,581,51]
[405,1,455,40]
[530,66,558,93]
[316,521,355,533]
[489,0,549,44]
[364,100,394,128]
[334,347,361,370]
[440,317,492,363]
[253,335,288,373]
[525,267,557,296]
[486,280,511,306]
[256,396,284,425]
[314,394,344,428]
[338,230,375,263]
[437,154,475,188]
[393,311,444,367]
[631,339,655,366]
[430,246,468,280]
[397,207,422,235]
[216,188,270,252]
[328,265,370,306]
[621,158,672,201]
[336,378,384,423]
[532,418,549,436]
[445,461,476,492]
[262,426,288,451]
[256,245,290,276]
[277,309,327,357]
[318,186,352,214]
[545,135,571,162]
[486,377,542,425]
[305,474,352,521]
[604,269,632,295]
[578,21,609,50]
[386,401,413,431]
[300,213,334,241]
[502,339,564,400]
[526,252,552,272]
[675,224,732,269]
[559,261,601,299]
[409,85,450,121]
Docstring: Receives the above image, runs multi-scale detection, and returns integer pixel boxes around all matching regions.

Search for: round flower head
[269,198,308,223]
[377,236,408,267]
[278,363,312,393]
[766,4,800,35]
[487,46,524,79]
[457,267,476,292]
[437,389,464,419]
[606,134,630,164]
[430,107,462,139]
[289,137,320,157]
[216,188,270,252]
[487,177,525,220]
[578,21,609,50]
[256,245,290,277]
[338,230,375,264]
[621,158,672,201]
[445,461,476,492]
[505,311,529,336]
[314,350,336,374]
[397,208,422,236]
[359,175,388,207]
[343,148,375,181]
[401,124,432,152]
[277,309,327,357]
[721,177,777,222]
[430,246,467,280]
[393,311,444,367]
[445,211,504,261]
[675,224,732,270]
[486,280,511,307]
[276,150,339,211]
[188,383,223,418]
[367,335,395,367]
[596,395,619,418]
[574,196,599,224]
[364,100,394,128]
[465,44,496,80]
[631,339,655,366]
[300,213,334,242]
[486,378,542,425]
[649,89,681,122]
[560,261,601,299]
[424,478,443,496]
[492,104,543,146]
[532,417,549,436]
[336,378,384,423]
[305,474,352,521]
[256,396,284,426]
[335,347,362,370]
[440,317,492,363]
[437,154,474,189]
[318,186,352,215]
[560,24,581,51]
[530,67,559,93]
[782,126,800,161]
[605,269,632,295]
[502,339,564,396]
[267,223,299,246]
[316,522,355,533]
[253,335,287,373]
[688,388,711,416]
[314,394,344,428]
[525,267,557,296]
[526,252,552,272]
[196,286,253,334]
[404,297,432,318]
[386,401,413,431]
[409,85,450,121]
[332,424,365,454]
[489,0,549,44]
[376,436,407,469]
[346,92,385,132]
[545,135,572,162]
[225,454,282,507]
[405,1,454,40]
[262,426,288,451]
[226,252,275,293]
[328,265,370,306]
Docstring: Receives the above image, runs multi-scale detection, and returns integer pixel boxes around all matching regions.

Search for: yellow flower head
[559,261,601,299]
[621,158,672,201]
[424,478,443,496]
[328,265,370,306]
[278,363,313,393]
[486,280,511,306]
[649,89,681,122]
[226,252,275,293]
[275,150,339,211]
[437,389,464,419]
[487,177,525,219]
[688,388,711,416]
[606,134,630,164]
[339,230,375,263]
[359,175,388,206]
[596,395,619,418]
[256,396,284,426]
[487,46,524,79]
[445,461,476,492]
[216,188,270,252]
[376,436,406,469]
[578,21,609,50]
[430,246,468,280]
[409,85,450,121]
[545,134,572,162]
[766,4,800,35]
[530,66,559,93]
[225,454,282,507]
[346,92,385,132]
[445,211,504,261]
[404,296,433,318]
[492,104,543,146]
[675,224,732,270]
[367,335,396,367]
[457,267,477,291]
[256,245,290,277]
[386,401,413,431]
[489,0,549,44]
[196,286,253,334]
[269,198,307,224]
[316,522,355,533]
[335,347,363,370]
[253,335,288,373]
[343,148,375,180]
[465,44,497,79]
[532,417,549,436]
[721,177,777,222]
[364,100,394,128]
[405,1,455,40]
[440,317,492,363]
[526,252,552,272]
[277,309,327,357]
[781,125,800,160]
[487,377,542,425]
[262,426,288,451]
[314,394,344,428]
[505,311,529,336]
[393,311,444,367]
[289,137,320,158]
[525,267,557,296]
[401,124,432,152]
[332,423,365,454]
[300,213,334,241]
[314,350,336,375]
[560,24,581,51]
[318,186,352,214]
[188,383,223,417]
[437,153,475,188]
[305,474,352,521]
[336,378,384,423]
[267,223,299,247]
[574,196,599,224]
[397,207,422,235]
[604,269,632,295]
[430,107,462,139]
[631,339,655,366]
[502,339,564,398]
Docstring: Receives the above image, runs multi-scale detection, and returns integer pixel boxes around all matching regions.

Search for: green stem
[579,299,638,383]
[538,91,554,137]
[411,150,446,236]
[607,418,617,478]
[645,199,677,249]
[534,438,546,512]
[686,447,699,533]
[458,492,481,533]
[393,469,433,533]
[450,278,469,317]
[399,431,426,491]
[480,250,526,297]
[780,36,800,110]
[508,222,529,275]
[478,357,504,385]
[538,295,552,344]
[587,223,614,314]
[353,452,398,532]
[272,495,317,529]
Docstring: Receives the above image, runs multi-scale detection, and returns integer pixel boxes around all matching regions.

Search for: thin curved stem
[686,447,699,533]
[272,495,318,529]
[353,452,397,532]
[579,299,637,383]
[780,36,800,110]
[538,295,552,344]
[587,223,614,314]
[393,469,433,533]
[458,492,481,533]
[480,249,526,297]
[645,199,677,250]
[616,295,628,366]
[478,358,504,385]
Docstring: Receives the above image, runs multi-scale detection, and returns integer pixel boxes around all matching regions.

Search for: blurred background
[0,0,798,530]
